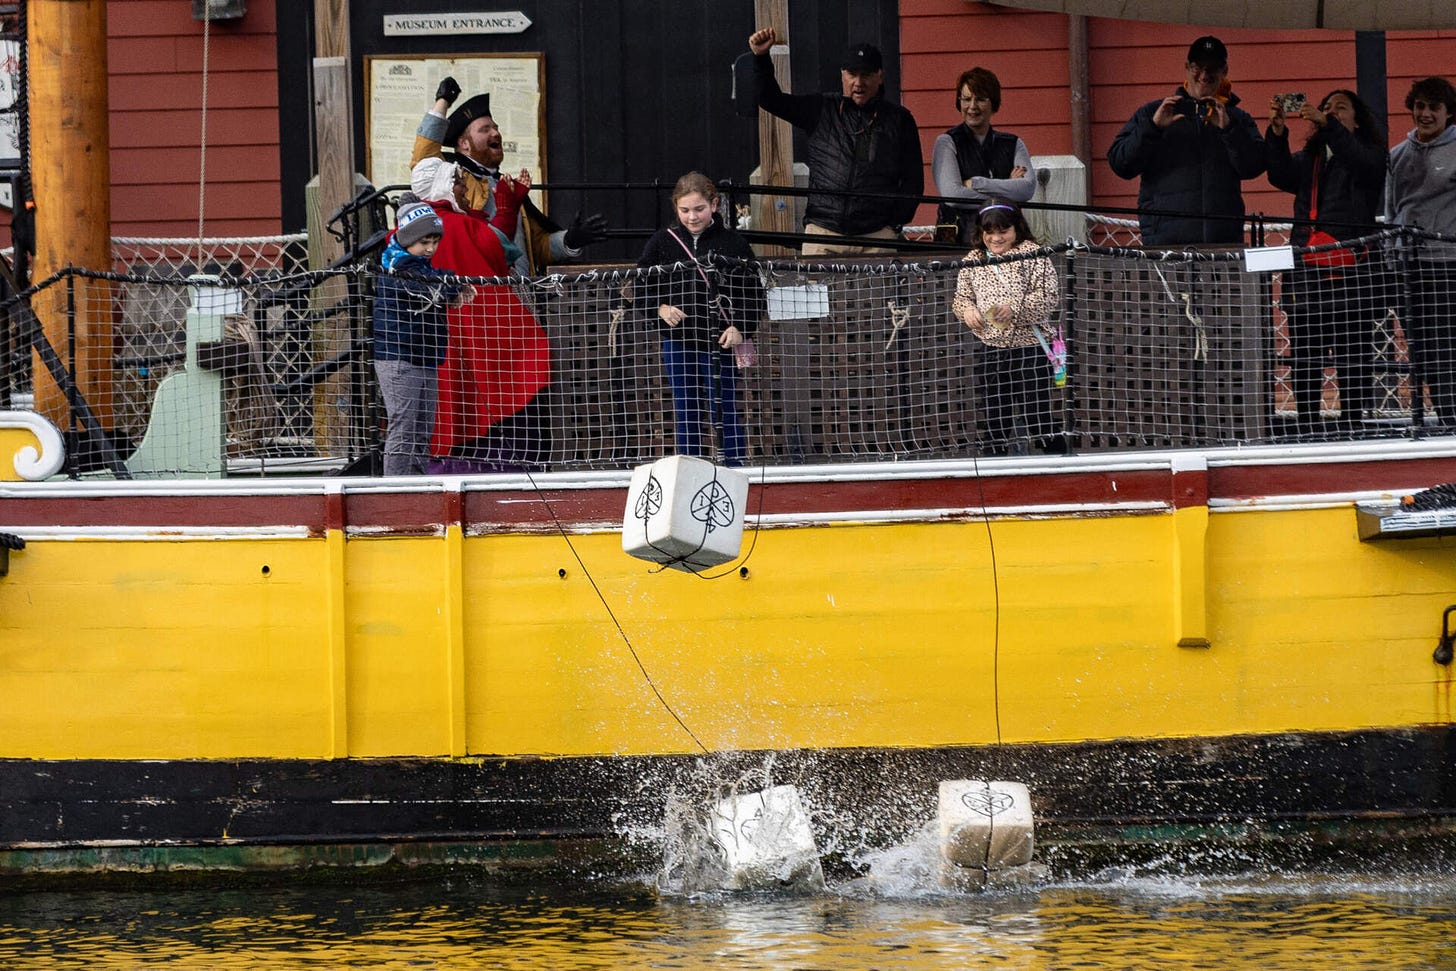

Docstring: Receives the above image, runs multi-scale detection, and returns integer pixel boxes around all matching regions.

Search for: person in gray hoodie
[1385,76,1456,424]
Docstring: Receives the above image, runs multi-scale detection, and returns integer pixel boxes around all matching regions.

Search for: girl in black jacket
[1266,89,1388,434]
[636,172,765,465]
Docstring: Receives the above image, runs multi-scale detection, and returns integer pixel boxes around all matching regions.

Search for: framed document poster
[365,53,545,195]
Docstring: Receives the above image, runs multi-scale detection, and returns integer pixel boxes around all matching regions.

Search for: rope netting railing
[3,235,309,409]
[3,229,1454,479]
[899,214,1293,248]
[111,233,309,279]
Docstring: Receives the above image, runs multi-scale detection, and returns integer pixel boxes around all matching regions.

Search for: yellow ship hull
[4,437,1456,872]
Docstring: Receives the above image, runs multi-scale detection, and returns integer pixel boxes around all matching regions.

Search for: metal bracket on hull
[1355,500,1456,541]
[0,532,23,577]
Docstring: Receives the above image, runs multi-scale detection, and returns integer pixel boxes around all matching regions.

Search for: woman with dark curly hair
[1266,88,1387,435]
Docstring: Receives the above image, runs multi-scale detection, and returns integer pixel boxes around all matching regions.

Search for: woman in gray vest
[933,67,1037,244]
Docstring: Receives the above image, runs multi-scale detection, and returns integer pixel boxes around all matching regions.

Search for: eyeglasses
[1186,62,1226,78]
[958,94,993,107]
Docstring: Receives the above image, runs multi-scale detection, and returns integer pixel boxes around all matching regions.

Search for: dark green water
[2,869,1454,969]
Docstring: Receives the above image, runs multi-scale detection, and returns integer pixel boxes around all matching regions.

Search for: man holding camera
[1107,36,1265,246]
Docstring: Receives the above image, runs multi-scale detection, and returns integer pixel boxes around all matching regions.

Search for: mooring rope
[196,8,212,266]
[525,470,711,754]
[968,446,1005,762]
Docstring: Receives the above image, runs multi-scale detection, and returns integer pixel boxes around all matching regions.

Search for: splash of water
[629,754,1051,899]
[648,753,833,895]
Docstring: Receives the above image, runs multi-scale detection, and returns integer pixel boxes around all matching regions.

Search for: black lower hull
[5,726,1454,876]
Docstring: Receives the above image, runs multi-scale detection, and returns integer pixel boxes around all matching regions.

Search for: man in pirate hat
[410,77,609,275]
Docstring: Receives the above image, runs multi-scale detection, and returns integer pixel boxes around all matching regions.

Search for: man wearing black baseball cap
[1107,35,1265,246]
[1186,35,1226,67]
[746,27,923,255]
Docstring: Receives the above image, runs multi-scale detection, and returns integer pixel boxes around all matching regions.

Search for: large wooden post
[752,0,815,456]
[311,0,356,453]
[27,0,113,428]
[752,0,795,258]
[313,0,354,268]
[1068,16,1092,167]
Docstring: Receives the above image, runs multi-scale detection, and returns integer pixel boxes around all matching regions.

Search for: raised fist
[435,77,461,106]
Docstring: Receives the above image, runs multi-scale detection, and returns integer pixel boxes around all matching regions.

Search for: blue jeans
[661,337,744,465]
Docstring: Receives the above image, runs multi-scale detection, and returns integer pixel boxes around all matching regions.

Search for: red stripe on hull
[6,453,1456,533]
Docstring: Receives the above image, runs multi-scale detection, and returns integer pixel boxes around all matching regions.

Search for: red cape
[425,203,550,453]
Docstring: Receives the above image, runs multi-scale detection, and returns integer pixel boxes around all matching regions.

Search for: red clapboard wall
[4,2,1451,247]
[108,0,281,237]
[1,1,281,246]
[900,0,1456,230]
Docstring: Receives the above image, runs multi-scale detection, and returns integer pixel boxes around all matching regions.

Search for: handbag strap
[1030,320,1062,363]
[668,229,735,330]
[669,229,711,286]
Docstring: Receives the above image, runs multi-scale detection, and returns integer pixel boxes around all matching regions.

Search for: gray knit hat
[395,200,444,249]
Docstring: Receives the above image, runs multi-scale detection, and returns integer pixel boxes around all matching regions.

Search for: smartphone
[1276,93,1307,114]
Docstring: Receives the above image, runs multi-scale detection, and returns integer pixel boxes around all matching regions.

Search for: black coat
[1107,88,1266,246]
[636,219,766,344]
[1265,117,1387,245]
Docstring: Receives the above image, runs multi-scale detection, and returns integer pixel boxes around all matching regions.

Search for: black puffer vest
[936,125,1020,243]
[803,96,918,236]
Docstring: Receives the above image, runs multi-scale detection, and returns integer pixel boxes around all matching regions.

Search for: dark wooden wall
[277,0,902,259]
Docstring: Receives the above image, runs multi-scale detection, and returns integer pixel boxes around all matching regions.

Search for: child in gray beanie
[373,194,475,475]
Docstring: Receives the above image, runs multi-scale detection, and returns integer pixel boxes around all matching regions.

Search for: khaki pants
[801,222,900,256]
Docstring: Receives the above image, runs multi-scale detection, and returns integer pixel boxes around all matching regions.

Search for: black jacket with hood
[636,218,766,345]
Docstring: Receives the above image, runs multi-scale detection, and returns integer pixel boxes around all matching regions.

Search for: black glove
[435,76,461,106]
[563,211,610,249]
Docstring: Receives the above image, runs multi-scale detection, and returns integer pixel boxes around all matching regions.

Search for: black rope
[969,425,1005,769]
[638,462,718,574]
[525,470,710,755]
[1404,483,1456,511]
[693,461,766,581]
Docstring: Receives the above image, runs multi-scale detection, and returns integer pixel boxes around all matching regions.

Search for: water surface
[3,869,1453,969]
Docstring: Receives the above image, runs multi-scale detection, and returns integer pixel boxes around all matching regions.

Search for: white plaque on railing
[767,285,830,321]
[1243,246,1294,273]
